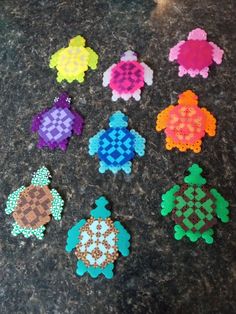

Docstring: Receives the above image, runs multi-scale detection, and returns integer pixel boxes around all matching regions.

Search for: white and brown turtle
[5,167,64,239]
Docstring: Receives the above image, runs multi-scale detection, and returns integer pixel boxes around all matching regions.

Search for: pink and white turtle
[102,50,153,101]
[169,28,224,78]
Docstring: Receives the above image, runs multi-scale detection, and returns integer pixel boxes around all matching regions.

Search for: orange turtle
[156,90,216,153]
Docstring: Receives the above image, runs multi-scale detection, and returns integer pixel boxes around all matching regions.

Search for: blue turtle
[65,196,131,279]
[88,111,146,174]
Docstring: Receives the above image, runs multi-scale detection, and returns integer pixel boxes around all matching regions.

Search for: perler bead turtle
[103,50,153,101]
[89,111,146,174]
[156,90,216,153]
[65,196,130,279]
[49,35,98,83]
[161,164,230,244]
[31,92,84,151]
[169,28,224,78]
[4,167,64,239]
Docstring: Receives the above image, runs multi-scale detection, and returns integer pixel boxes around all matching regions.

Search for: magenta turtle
[32,92,84,151]
[103,50,153,101]
[169,28,224,78]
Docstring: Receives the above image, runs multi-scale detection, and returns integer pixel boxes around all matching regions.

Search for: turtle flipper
[161,185,180,216]
[65,219,87,252]
[169,40,185,61]
[11,222,46,240]
[71,111,84,136]
[88,130,106,156]
[102,64,116,87]
[114,221,130,257]
[210,188,229,223]
[201,108,216,137]
[49,48,64,69]
[209,42,224,64]
[86,47,98,70]
[31,109,49,133]
[156,105,174,132]
[5,186,25,215]
[50,189,64,221]
[140,62,153,86]
[130,129,146,156]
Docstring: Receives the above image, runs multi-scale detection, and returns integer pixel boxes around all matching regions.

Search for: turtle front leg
[72,111,84,136]
[140,62,153,86]
[5,186,25,215]
[102,64,116,87]
[31,109,49,133]
[50,189,64,221]
[209,42,224,64]
[88,130,106,156]
[169,41,185,61]
[130,129,146,156]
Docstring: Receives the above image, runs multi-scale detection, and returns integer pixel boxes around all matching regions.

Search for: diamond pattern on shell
[75,217,119,268]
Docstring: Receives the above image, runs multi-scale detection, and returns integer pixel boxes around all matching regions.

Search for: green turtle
[161,164,229,244]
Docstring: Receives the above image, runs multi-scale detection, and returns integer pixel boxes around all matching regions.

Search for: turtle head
[188,28,207,40]
[53,92,71,108]
[121,50,137,61]
[31,167,51,187]
[90,196,111,219]
[69,35,86,47]
[178,90,198,106]
[109,111,128,128]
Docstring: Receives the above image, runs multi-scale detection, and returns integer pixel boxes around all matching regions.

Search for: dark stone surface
[0,0,236,313]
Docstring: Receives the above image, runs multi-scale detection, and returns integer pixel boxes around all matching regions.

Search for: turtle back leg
[58,139,69,151]
[112,90,120,101]
[199,67,209,78]
[132,89,141,101]
[11,223,46,240]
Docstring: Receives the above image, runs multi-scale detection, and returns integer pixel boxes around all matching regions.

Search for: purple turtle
[32,92,84,151]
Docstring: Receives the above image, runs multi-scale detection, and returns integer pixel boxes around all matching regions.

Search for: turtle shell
[165,104,206,144]
[39,107,75,144]
[172,184,217,233]
[98,127,135,166]
[110,61,144,94]
[75,217,119,268]
[177,40,213,70]
[57,46,89,77]
[13,185,53,229]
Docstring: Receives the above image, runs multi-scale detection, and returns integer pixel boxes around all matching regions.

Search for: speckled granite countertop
[0,0,236,313]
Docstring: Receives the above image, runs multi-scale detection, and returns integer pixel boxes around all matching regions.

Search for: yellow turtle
[49,35,98,83]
